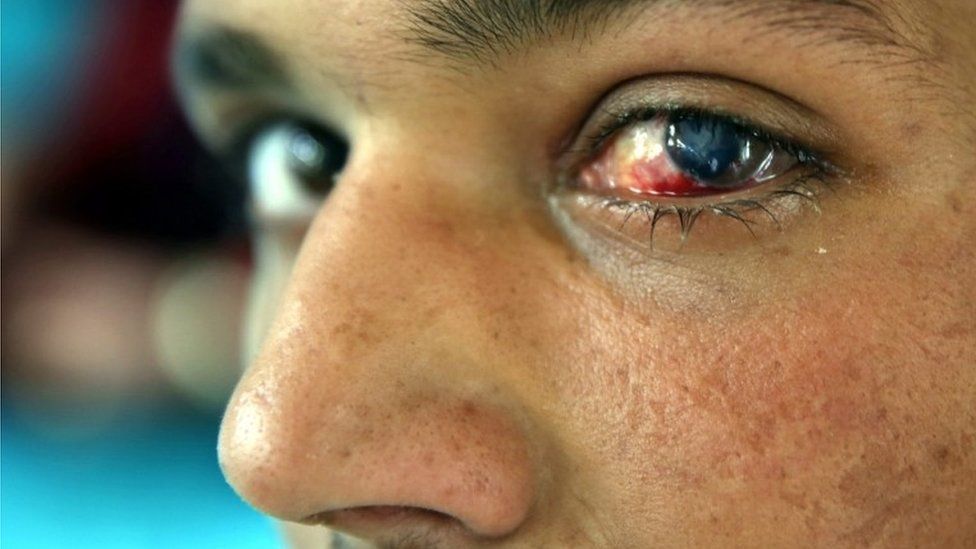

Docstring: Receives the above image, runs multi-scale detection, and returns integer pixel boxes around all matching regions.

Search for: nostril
[304,506,467,544]
[220,374,536,540]
[305,505,453,524]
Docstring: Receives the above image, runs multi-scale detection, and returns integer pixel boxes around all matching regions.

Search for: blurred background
[2,1,281,546]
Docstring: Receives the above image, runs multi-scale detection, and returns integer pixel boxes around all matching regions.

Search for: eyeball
[247,121,348,221]
[665,114,774,188]
[578,112,799,198]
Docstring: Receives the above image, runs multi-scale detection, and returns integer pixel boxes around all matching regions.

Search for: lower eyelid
[552,165,834,253]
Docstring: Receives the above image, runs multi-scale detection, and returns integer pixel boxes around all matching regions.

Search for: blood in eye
[577,114,770,198]
[626,149,710,196]
[579,117,731,197]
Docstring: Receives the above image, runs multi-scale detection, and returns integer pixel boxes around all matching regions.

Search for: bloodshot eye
[577,112,799,198]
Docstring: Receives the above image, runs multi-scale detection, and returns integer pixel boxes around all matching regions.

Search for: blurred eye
[578,111,799,198]
[247,121,348,221]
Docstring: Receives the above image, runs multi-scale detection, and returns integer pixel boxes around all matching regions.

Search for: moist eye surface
[284,124,348,194]
[666,114,784,188]
[554,104,839,252]
[246,120,347,221]
[577,111,800,199]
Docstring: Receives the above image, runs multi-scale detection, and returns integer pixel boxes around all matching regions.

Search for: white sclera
[247,123,325,223]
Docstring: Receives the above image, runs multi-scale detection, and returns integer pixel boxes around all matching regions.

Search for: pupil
[286,126,348,194]
[665,115,747,185]
[290,131,326,168]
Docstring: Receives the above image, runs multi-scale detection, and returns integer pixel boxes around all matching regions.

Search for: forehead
[181,0,940,44]
[178,0,966,82]
[177,0,974,138]
[184,0,904,74]
[181,0,406,67]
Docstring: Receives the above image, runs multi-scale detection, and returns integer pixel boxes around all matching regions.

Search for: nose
[217,168,537,539]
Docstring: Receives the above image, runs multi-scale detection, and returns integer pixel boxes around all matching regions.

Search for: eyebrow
[173,26,290,91]
[175,0,932,93]
[404,0,920,64]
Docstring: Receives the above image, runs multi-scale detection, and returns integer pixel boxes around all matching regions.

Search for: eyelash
[569,106,841,245]
[590,168,832,245]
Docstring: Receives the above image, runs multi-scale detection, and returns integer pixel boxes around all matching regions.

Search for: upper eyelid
[176,31,351,156]
[585,106,808,157]
[563,73,841,161]
[190,92,343,158]
[583,106,833,178]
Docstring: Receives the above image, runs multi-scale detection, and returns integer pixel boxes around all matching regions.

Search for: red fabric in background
[48,1,179,183]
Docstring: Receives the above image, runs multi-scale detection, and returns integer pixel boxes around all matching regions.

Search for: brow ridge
[402,0,919,66]
[174,26,290,91]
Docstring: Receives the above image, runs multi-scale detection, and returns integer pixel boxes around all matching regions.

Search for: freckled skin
[180,0,976,546]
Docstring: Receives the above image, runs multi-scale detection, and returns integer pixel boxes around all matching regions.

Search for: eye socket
[576,110,802,199]
[555,102,840,252]
[246,120,348,222]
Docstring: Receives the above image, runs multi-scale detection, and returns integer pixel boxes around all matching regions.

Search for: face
[174,0,976,546]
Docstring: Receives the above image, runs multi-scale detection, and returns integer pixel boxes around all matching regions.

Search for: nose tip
[218,375,536,539]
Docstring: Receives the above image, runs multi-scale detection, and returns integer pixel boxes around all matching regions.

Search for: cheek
[556,295,894,476]
[547,256,975,540]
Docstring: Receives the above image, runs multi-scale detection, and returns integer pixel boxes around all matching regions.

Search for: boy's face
[176,0,976,546]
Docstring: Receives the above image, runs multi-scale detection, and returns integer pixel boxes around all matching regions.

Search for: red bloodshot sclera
[577,115,762,198]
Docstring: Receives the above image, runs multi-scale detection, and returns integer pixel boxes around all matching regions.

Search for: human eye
[553,78,844,254]
[238,119,348,226]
